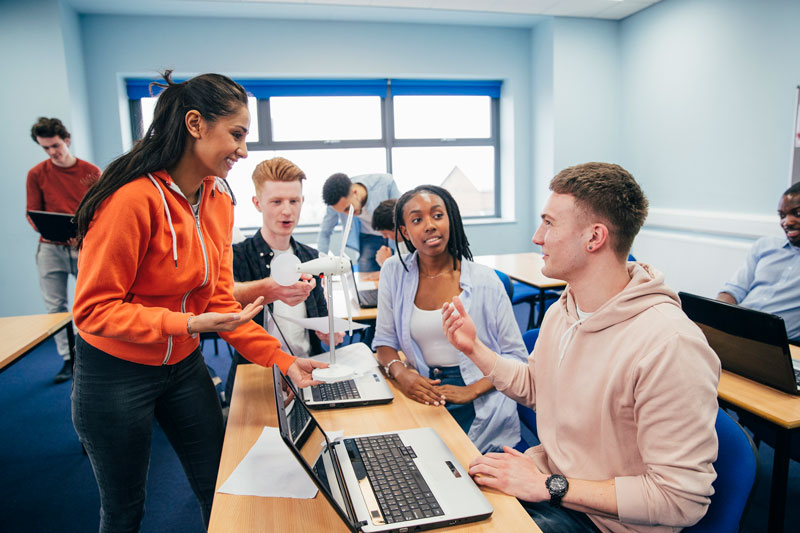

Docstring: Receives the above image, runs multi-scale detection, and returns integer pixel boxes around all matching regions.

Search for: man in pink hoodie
[443,162,721,532]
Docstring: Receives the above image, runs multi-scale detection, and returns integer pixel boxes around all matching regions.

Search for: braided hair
[395,184,472,272]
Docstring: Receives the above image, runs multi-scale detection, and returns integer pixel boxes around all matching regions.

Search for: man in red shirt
[26,117,100,383]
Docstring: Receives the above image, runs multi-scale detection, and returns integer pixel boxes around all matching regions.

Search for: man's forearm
[562,478,618,519]
[470,339,500,376]
[716,292,737,305]
[234,279,277,306]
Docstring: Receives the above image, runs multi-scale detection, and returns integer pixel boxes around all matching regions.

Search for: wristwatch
[545,474,569,507]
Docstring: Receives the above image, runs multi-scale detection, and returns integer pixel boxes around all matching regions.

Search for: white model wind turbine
[271,205,356,382]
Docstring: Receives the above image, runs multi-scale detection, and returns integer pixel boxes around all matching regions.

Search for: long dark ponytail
[395,184,472,272]
[75,70,248,247]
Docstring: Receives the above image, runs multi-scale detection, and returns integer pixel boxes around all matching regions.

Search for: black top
[232,231,327,355]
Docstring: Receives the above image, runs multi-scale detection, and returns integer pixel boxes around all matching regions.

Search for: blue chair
[516,328,540,448]
[684,408,758,533]
[628,253,637,262]
[494,269,514,300]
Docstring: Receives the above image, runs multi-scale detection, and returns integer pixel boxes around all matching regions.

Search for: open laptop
[348,263,379,309]
[302,343,394,409]
[274,367,493,532]
[679,291,800,395]
[27,210,77,242]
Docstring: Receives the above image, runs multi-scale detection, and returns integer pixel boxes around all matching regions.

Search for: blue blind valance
[126,78,501,100]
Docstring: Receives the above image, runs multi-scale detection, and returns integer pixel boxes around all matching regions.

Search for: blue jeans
[72,335,224,533]
[429,366,476,436]
[519,500,601,532]
[36,242,78,359]
[358,233,385,273]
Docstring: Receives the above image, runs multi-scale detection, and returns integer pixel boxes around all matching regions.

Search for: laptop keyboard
[346,434,443,524]
[794,367,800,385]
[311,379,361,402]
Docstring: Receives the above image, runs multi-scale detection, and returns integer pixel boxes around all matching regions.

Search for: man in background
[371,198,409,268]
[26,117,100,383]
[318,172,401,272]
[227,157,342,402]
[718,182,800,341]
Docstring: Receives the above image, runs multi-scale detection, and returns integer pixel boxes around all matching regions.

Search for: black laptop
[348,263,378,308]
[679,291,800,395]
[27,210,77,242]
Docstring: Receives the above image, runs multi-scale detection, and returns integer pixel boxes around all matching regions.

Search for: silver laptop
[274,368,493,532]
[679,291,800,395]
[348,263,379,308]
[301,343,394,409]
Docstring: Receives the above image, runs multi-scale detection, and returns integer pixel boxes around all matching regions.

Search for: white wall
[0,0,92,317]
[620,0,800,295]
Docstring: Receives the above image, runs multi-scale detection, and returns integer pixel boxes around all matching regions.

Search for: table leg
[768,428,790,532]
[536,289,546,328]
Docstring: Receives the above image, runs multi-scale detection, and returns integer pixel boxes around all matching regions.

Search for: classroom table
[716,344,800,532]
[0,312,74,373]
[474,253,566,327]
[208,364,539,533]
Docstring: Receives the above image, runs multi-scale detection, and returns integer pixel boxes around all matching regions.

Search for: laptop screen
[274,369,359,529]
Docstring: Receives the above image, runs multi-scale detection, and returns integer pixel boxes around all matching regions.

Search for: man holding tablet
[26,117,99,383]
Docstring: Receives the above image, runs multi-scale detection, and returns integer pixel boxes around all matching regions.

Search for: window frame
[127,79,501,229]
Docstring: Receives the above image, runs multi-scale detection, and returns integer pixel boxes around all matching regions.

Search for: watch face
[547,474,568,496]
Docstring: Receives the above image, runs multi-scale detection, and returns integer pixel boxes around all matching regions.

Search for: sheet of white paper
[310,342,379,376]
[273,313,368,334]
[217,427,318,499]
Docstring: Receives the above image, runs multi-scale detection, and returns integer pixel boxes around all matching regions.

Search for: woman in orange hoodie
[71,71,325,532]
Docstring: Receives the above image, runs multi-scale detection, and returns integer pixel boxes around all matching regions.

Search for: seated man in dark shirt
[225,157,342,402]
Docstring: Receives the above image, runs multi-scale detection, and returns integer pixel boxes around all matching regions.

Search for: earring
[588,246,593,250]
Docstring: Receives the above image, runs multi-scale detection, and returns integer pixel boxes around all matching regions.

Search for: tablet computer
[27,210,77,242]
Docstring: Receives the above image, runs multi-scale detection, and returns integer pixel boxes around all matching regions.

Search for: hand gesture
[375,245,393,267]
[468,446,547,502]
[271,273,316,306]
[287,357,329,388]
[190,297,265,333]
[441,295,477,356]
[394,367,445,406]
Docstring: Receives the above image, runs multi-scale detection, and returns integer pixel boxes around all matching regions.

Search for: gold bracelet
[383,359,407,378]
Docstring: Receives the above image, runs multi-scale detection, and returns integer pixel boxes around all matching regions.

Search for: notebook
[679,291,800,395]
[348,263,379,309]
[27,210,77,242]
[301,343,394,409]
[274,368,493,532]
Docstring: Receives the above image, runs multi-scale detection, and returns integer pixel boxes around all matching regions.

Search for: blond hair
[252,157,306,193]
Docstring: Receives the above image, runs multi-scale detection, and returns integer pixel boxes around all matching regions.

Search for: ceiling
[67,0,662,27]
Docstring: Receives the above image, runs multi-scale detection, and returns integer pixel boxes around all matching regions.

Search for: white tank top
[409,304,462,368]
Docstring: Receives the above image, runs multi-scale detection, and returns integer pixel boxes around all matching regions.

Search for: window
[127,78,501,228]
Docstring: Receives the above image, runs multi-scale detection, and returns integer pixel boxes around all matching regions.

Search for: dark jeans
[519,500,601,532]
[429,365,476,435]
[72,335,224,533]
[358,233,385,273]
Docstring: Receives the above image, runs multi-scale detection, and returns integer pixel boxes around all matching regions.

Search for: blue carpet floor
[1,331,798,532]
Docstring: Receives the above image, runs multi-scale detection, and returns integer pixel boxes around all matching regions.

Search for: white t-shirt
[267,247,311,356]
[409,303,462,368]
[576,304,593,322]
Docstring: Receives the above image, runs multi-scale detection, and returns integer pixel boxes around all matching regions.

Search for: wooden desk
[474,253,566,327]
[0,312,74,373]
[209,365,538,532]
[717,344,800,531]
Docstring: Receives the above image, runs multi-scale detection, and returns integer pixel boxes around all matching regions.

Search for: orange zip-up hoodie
[73,170,295,372]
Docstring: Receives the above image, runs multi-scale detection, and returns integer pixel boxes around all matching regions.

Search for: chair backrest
[628,253,636,261]
[522,328,539,353]
[494,269,513,300]
[685,408,758,532]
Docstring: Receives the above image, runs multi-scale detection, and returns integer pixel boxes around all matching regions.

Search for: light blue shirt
[372,252,528,453]
[722,236,800,340]
[317,173,401,254]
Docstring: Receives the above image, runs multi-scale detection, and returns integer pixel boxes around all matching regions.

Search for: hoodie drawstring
[147,173,179,268]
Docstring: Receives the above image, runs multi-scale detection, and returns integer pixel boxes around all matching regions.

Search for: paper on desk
[217,426,317,499]
[273,313,368,334]
[310,342,379,376]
